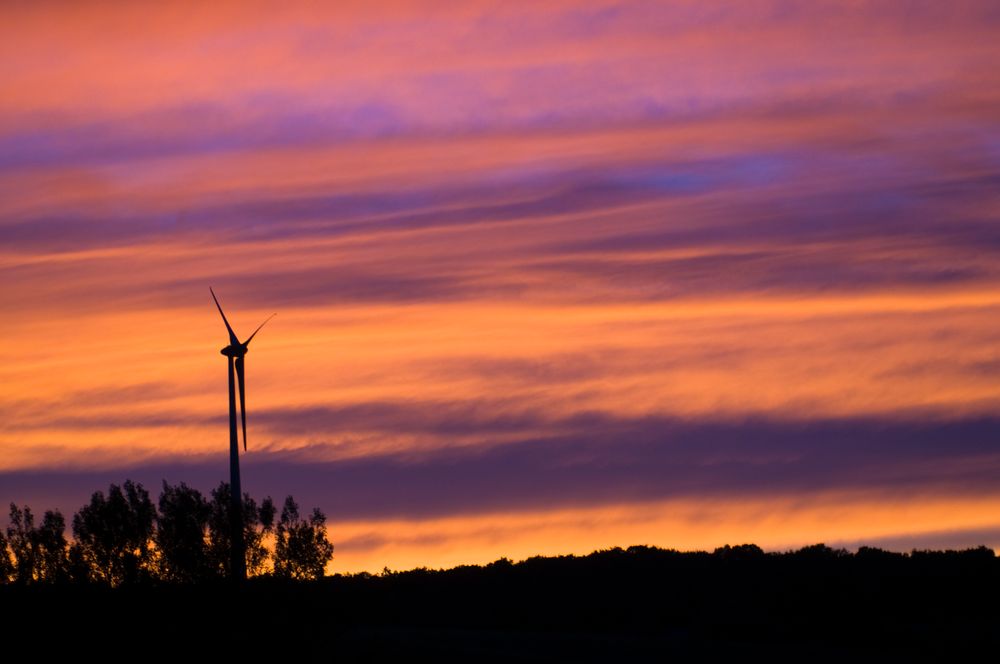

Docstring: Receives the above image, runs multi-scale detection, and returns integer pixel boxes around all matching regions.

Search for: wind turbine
[210,287,275,582]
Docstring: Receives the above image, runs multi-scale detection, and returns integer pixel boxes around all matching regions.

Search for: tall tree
[5,505,70,583]
[246,494,276,577]
[72,480,156,586]
[273,496,334,580]
[34,510,69,582]
[207,482,275,578]
[6,503,37,584]
[155,481,212,582]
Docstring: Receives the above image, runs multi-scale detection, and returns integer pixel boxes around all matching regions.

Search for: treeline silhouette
[0,479,333,585]
[1,542,996,657]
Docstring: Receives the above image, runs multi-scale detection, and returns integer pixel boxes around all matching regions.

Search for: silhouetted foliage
[207,482,275,577]
[2,479,329,584]
[0,527,11,583]
[1,504,68,584]
[66,542,91,583]
[792,542,850,560]
[247,494,276,576]
[273,496,334,580]
[713,543,765,561]
[155,481,212,582]
[6,504,37,584]
[856,545,906,562]
[35,510,69,583]
[72,480,156,586]
[911,544,996,563]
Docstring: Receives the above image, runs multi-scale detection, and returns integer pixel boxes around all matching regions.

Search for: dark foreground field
[3,544,997,660]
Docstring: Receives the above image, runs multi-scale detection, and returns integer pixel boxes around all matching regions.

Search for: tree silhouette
[246,493,276,576]
[155,481,212,582]
[0,479,336,583]
[6,504,37,584]
[0,527,12,583]
[67,541,91,583]
[792,543,850,560]
[72,480,156,586]
[273,496,334,580]
[207,482,275,577]
[35,510,69,583]
[713,543,765,561]
[3,505,70,583]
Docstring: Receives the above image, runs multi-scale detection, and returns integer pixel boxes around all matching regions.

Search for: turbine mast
[212,287,249,583]
[228,354,247,582]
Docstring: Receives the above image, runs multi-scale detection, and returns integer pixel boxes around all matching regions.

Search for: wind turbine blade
[243,313,276,346]
[236,355,247,451]
[210,287,240,346]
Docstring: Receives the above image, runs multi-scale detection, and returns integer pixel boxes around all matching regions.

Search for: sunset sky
[2,1,1000,573]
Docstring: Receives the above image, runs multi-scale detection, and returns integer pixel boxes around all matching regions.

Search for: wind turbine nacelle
[221,344,247,357]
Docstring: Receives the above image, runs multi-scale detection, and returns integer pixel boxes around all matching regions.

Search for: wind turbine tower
[210,287,274,582]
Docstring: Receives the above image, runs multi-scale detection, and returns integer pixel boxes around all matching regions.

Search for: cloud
[3,414,998,522]
[5,137,1000,320]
